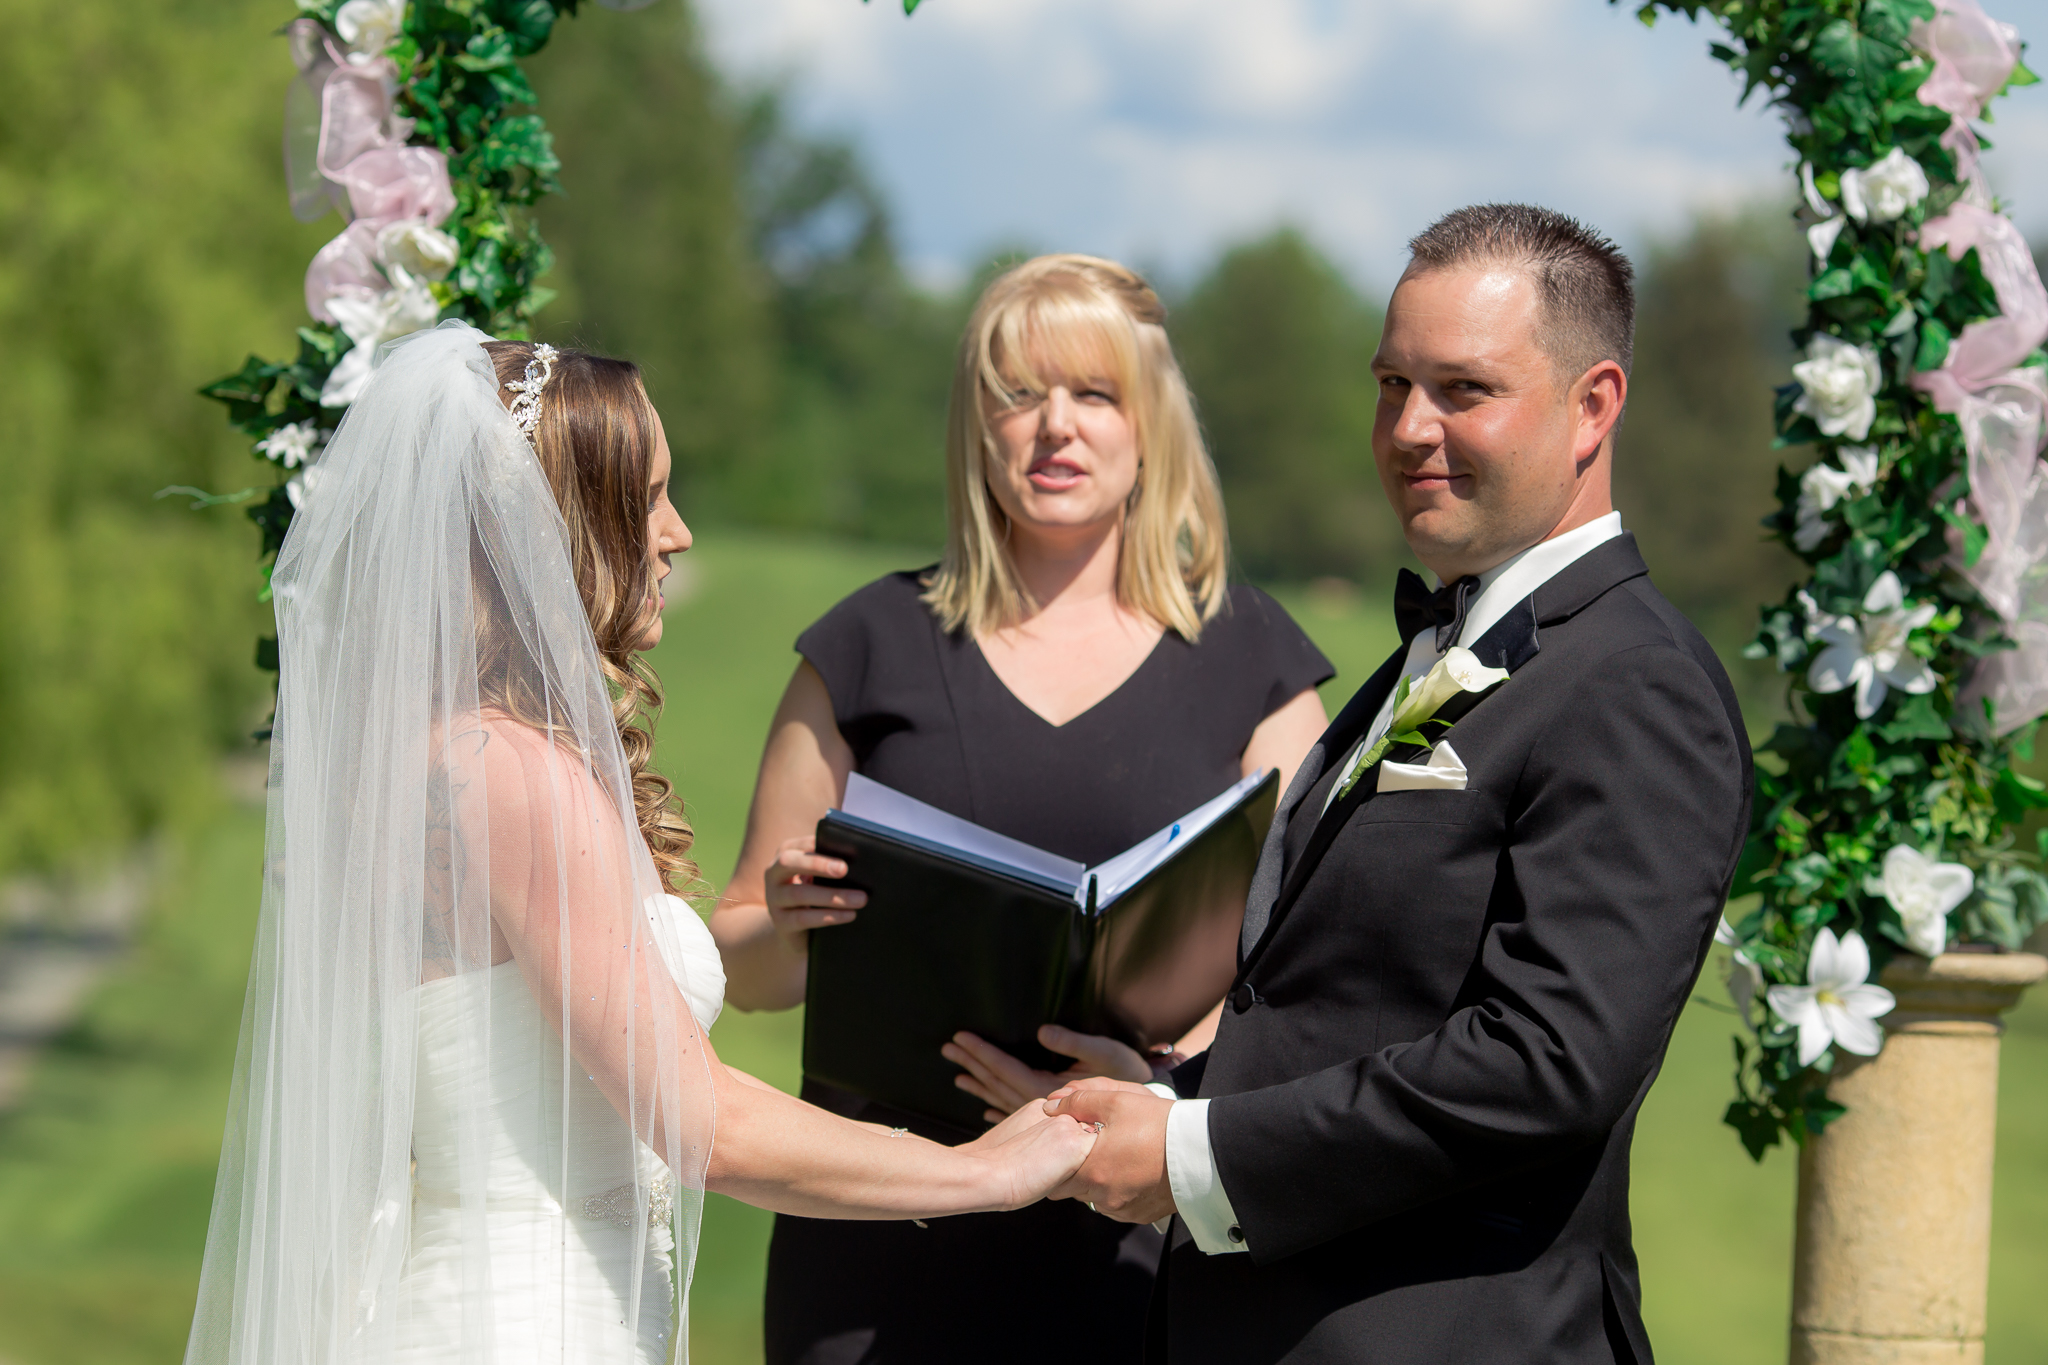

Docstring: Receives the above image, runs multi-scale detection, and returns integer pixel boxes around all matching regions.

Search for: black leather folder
[802,770,1279,1130]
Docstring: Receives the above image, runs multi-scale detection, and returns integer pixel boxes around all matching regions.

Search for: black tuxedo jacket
[1154,536,1750,1365]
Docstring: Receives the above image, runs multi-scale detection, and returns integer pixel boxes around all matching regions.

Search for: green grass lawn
[1,526,2043,1364]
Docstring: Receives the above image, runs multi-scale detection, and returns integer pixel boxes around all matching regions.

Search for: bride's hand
[960,1099,1100,1210]
[763,834,866,955]
[943,1026,1163,1122]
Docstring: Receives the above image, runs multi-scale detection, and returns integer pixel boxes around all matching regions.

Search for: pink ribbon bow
[284,18,455,324]
[1910,199,2048,733]
[1911,0,2021,194]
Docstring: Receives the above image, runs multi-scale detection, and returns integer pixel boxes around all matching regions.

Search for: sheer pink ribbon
[1911,201,2048,732]
[284,18,455,324]
[1911,0,2021,194]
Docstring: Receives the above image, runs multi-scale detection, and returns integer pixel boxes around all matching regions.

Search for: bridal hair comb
[504,342,560,435]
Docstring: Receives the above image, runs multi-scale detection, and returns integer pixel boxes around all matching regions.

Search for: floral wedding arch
[204,0,2046,1161]
[200,0,654,677]
[1622,0,2048,1158]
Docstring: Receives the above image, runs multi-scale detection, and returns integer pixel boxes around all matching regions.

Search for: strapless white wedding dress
[394,896,726,1364]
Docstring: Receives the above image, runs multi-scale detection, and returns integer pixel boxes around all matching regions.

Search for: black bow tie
[1394,568,1481,652]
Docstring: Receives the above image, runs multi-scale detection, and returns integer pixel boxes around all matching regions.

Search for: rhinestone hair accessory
[504,342,559,435]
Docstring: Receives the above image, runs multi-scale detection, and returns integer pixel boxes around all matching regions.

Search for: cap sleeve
[793,569,936,741]
[1227,585,1335,719]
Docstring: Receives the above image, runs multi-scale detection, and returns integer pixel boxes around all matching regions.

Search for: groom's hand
[1043,1079,1175,1224]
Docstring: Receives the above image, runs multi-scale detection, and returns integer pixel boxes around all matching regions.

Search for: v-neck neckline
[967,630,1170,730]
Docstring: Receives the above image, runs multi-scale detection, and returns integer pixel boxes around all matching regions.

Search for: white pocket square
[1377,740,1468,793]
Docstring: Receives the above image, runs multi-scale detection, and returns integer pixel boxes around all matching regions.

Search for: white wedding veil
[186,322,715,1364]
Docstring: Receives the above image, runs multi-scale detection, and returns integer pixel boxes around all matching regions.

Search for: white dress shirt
[1157,512,1625,1255]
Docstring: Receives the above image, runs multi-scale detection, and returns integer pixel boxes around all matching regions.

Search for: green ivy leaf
[457,30,517,71]
[1800,1094,1851,1139]
[1724,1098,1783,1162]
[1993,767,2048,824]
[1914,317,1954,371]
[1876,692,1951,743]
[1811,267,1855,300]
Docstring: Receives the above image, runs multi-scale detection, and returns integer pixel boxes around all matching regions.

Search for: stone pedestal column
[1789,951,2047,1365]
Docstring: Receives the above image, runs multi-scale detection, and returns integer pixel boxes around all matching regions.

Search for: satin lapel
[1237,644,1408,960]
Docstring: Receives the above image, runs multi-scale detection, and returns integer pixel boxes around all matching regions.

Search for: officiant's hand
[1043,1079,1176,1224]
[943,1026,1164,1124]
[763,834,866,955]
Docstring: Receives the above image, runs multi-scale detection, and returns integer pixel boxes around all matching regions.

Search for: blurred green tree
[0,0,329,877]
[531,16,959,549]
[1171,228,1402,584]
[1617,208,1808,661]
[729,89,961,546]
[526,3,776,514]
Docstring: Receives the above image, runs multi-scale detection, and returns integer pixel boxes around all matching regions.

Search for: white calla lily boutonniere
[1335,647,1510,802]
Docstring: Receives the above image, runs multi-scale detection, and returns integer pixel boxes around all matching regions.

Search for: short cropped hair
[1405,204,1636,383]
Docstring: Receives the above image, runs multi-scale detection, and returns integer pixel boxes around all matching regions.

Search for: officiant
[709,254,1332,1365]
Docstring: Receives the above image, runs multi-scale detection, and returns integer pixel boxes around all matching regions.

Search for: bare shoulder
[456,710,612,827]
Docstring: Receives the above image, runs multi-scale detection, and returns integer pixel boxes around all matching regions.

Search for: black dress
[764,570,1334,1365]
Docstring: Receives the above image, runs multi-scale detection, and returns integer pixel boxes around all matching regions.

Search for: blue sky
[694,0,2048,295]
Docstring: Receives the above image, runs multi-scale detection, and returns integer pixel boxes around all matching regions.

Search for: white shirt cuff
[1149,1092,1248,1254]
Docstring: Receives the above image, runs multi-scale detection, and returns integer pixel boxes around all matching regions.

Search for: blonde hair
[921,254,1230,639]
[479,342,697,894]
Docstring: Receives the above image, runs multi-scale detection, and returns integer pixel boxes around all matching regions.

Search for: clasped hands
[1043,1077,1179,1224]
[944,1030,1179,1224]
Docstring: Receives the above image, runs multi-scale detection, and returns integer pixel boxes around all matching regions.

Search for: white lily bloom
[1840,147,1930,224]
[255,420,326,470]
[1767,928,1896,1067]
[1388,647,1510,736]
[1803,571,1938,718]
[320,266,440,408]
[336,0,407,62]
[1793,446,1880,551]
[1792,334,1883,441]
[1875,845,1974,959]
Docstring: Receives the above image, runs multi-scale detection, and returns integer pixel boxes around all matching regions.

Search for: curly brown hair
[480,340,696,893]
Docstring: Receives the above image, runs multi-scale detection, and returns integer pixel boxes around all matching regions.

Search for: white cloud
[697,0,2048,289]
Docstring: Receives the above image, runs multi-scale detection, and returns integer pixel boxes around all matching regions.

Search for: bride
[182,322,1096,1365]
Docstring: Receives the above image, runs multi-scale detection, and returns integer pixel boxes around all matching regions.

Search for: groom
[1047,204,1751,1364]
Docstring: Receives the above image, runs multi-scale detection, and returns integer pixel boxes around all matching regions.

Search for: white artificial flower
[336,0,406,62]
[376,219,459,281]
[1793,446,1881,551]
[1792,333,1884,441]
[319,265,439,408]
[1807,216,1847,265]
[255,420,326,470]
[1873,845,1974,959]
[1802,571,1939,719]
[1840,147,1930,224]
[284,463,327,511]
[1714,919,1764,1031]
[1800,162,1830,217]
[1766,928,1896,1067]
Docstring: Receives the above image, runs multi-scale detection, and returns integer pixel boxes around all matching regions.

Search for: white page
[1081,768,1273,909]
[840,772,1086,889]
